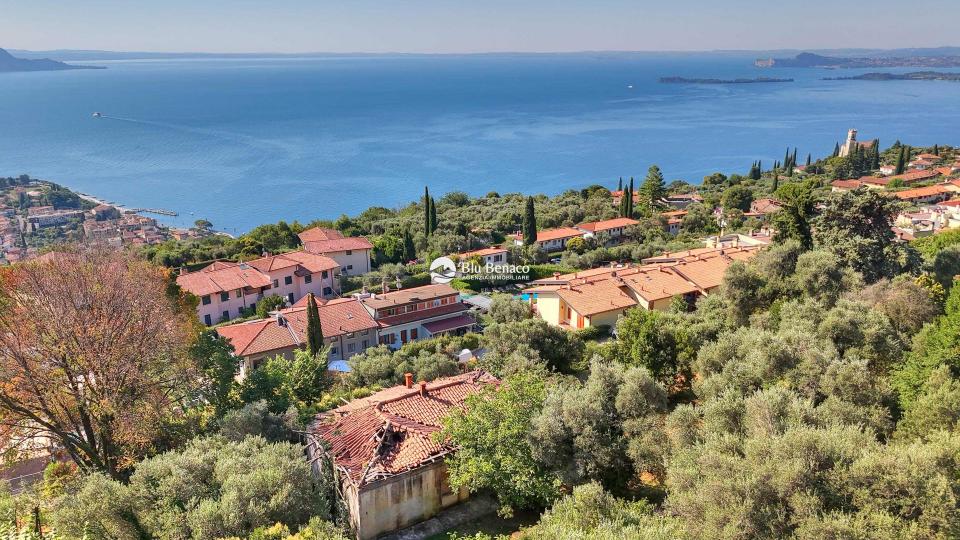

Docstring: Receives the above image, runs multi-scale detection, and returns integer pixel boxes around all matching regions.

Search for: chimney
[419,380,427,397]
[553,272,561,280]
[405,372,413,389]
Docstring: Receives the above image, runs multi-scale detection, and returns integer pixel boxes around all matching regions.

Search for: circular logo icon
[429,257,458,284]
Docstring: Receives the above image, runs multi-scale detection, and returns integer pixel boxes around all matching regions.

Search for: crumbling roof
[311,370,499,487]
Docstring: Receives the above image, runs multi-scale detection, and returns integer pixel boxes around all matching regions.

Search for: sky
[4,0,960,54]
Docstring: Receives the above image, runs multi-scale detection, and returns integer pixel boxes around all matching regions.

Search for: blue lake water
[1,53,959,233]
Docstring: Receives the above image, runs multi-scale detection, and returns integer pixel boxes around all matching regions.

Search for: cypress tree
[627,177,635,216]
[618,177,623,191]
[894,147,906,175]
[806,153,812,167]
[758,160,763,174]
[871,140,880,170]
[772,173,780,193]
[522,196,537,245]
[429,196,437,234]
[833,142,840,158]
[402,228,415,262]
[792,148,798,168]
[306,293,323,356]
[784,148,791,168]
[423,187,432,236]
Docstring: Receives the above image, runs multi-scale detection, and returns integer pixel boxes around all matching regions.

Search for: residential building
[453,246,508,266]
[892,184,957,205]
[524,246,760,329]
[660,211,686,235]
[576,217,639,242]
[306,371,499,540]
[216,296,379,377]
[511,227,585,252]
[177,250,339,325]
[750,198,783,216]
[662,192,704,209]
[358,283,475,348]
[299,227,373,275]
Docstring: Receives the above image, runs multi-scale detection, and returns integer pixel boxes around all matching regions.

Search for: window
[331,347,339,356]
[204,314,212,326]
[411,328,418,340]
[345,250,352,255]
[304,274,312,284]
[346,265,353,270]
[362,339,369,348]
[250,302,256,312]
[347,343,355,353]
[273,279,279,288]
[323,286,332,296]
[287,293,294,303]
[321,271,328,279]
[284,275,293,285]
[220,292,229,302]
[222,310,229,320]
[433,299,441,307]
[235,289,242,298]
[202,295,211,306]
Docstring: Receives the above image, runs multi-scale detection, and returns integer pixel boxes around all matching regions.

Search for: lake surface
[1,53,959,233]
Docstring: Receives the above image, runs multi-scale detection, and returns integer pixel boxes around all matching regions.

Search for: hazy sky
[4,0,960,53]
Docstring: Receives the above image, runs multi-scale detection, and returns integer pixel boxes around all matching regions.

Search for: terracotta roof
[247,251,339,274]
[301,235,373,255]
[890,169,942,184]
[298,227,345,243]
[216,297,377,357]
[832,179,866,190]
[555,279,638,316]
[622,266,702,302]
[518,227,584,243]
[359,283,460,310]
[916,153,941,161]
[751,198,783,214]
[176,262,272,297]
[311,370,499,486]
[422,314,476,334]
[576,217,640,233]
[893,184,952,200]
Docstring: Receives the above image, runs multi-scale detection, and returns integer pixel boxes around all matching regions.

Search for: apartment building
[357,283,475,348]
[299,227,373,275]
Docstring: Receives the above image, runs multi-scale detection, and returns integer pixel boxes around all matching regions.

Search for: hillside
[0,47,103,72]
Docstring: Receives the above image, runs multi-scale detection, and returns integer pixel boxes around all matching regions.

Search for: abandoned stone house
[306,370,499,539]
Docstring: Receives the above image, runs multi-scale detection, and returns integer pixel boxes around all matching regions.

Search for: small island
[659,76,793,84]
[823,71,960,82]
[0,48,104,73]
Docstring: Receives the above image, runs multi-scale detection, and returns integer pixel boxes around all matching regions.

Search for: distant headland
[755,52,960,69]
[0,48,104,73]
[823,71,960,82]
[659,76,793,84]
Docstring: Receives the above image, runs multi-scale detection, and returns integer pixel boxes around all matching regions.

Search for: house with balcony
[299,227,373,275]
[358,283,475,348]
[452,246,508,266]
[216,296,379,377]
[176,250,340,325]
[511,227,585,252]
[576,217,639,243]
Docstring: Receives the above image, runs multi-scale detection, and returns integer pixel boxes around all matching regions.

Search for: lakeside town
[4,128,960,539]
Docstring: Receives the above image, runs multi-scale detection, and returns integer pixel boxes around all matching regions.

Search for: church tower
[839,129,858,158]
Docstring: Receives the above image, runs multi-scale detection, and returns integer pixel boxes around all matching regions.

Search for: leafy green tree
[440,371,561,515]
[372,234,403,265]
[402,227,416,262]
[772,181,815,248]
[306,293,324,356]
[489,294,533,324]
[482,318,584,374]
[720,184,753,212]
[191,330,240,416]
[615,309,694,389]
[218,400,294,443]
[813,188,920,282]
[896,366,960,441]
[529,360,669,489]
[257,295,287,317]
[239,349,330,412]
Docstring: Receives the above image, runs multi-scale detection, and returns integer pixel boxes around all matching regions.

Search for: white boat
[92,112,103,118]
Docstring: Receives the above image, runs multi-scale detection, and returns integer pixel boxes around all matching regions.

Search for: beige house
[357,283,476,349]
[299,227,373,275]
[307,371,499,540]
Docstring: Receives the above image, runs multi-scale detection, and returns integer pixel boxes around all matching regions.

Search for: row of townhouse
[176,227,373,325]
[523,245,760,330]
[214,282,477,376]
[511,217,641,252]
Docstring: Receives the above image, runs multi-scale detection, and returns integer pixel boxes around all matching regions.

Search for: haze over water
[1,53,959,233]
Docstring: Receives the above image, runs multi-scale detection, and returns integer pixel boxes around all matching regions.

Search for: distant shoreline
[823,71,960,82]
[659,76,793,84]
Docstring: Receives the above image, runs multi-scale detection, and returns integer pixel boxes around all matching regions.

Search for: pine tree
[423,186,432,236]
[402,227,416,262]
[523,196,537,245]
[306,293,324,356]
[640,166,665,208]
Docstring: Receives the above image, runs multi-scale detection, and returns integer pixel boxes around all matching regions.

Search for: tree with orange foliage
[0,250,197,478]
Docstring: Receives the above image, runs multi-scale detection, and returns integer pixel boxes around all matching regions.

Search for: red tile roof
[298,227,345,243]
[375,302,469,328]
[456,247,508,258]
[247,251,339,274]
[216,297,378,357]
[176,262,272,297]
[299,227,373,254]
[576,217,640,232]
[892,184,952,200]
[311,370,499,486]
[517,227,584,243]
[359,283,460,310]
[891,169,942,184]
[831,179,866,190]
[422,314,477,334]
